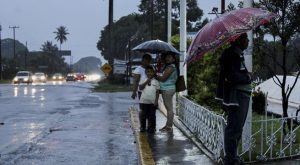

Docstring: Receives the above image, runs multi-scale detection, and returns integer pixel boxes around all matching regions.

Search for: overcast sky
[0,0,239,64]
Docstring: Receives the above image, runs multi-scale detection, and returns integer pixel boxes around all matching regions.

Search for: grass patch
[0,79,11,84]
[93,81,132,92]
[239,112,300,162]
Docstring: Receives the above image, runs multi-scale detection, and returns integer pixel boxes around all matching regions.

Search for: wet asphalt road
[0,82,138,165]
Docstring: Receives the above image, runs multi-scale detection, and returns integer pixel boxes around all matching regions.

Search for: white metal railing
[177,95,300,163]
[178,96,226,162]
[241,115,300,162]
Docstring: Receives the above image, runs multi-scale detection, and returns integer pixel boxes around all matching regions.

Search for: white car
[33,72,47,83]
[52,73,64,81]
[13,71,33,84]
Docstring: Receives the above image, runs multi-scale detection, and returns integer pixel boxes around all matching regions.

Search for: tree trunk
[281,37,291,134]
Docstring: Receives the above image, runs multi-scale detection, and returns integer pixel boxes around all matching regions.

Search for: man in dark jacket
[216,33,252,165]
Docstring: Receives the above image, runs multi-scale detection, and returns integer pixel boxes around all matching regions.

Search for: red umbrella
[186,7,277,64]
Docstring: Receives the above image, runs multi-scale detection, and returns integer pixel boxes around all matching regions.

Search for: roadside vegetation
[0,79,11,84]
[93,79,132,92]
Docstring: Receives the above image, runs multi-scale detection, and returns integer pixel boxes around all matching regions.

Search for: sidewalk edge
[129,106,155,165]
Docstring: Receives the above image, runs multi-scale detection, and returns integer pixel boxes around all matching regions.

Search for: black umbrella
[132,39,180,55]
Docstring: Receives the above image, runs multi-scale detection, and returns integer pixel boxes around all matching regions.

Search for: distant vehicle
[52,73,64,81]
[33,72,47,83]
[13,71,33,84]
[66,73,75,81]
[74,73,85,81]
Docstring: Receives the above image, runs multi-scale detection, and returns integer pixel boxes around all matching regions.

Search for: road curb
[129,106,155,165]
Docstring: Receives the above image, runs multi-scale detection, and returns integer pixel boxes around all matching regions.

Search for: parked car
[13,71,33,84]
[52,73,64,81]
[66,73,75,81]
[33,72,47,83]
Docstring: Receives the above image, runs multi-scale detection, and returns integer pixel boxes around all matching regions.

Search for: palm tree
[53,26,69,55]
[41,41,58,53]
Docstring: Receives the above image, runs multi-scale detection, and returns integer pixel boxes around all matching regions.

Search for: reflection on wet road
[0,82,138,164]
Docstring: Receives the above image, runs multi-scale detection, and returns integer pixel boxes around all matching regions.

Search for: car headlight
[32,76,36,80]
[24,78,29,81]
[41,76,45,80]
[59,76,62,79]
[13,77,18,81]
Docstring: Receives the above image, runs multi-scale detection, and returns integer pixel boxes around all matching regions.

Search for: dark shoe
[159,126,167,131]
[223,159,244,165]
[239,159,245,165]
[159,126,172,132]
[140,128,146,132]
[147,128,155,134]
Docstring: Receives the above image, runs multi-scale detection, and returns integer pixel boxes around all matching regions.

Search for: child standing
[139,66,160,133]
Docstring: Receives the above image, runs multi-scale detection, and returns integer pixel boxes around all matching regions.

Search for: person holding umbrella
[184,7,277,165]
[131,53,152,132]
[155,53,179,132]
[132,39,180,132]
[216,33,252,165]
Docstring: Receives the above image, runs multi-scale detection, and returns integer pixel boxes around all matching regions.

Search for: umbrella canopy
[187,7,277,64]
[132,39,180,55]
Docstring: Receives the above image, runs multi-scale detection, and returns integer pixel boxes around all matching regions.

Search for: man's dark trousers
[224,91,250,164]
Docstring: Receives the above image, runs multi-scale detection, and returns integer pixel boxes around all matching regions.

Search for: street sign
[57,50,71,56]
[100,63,112,75]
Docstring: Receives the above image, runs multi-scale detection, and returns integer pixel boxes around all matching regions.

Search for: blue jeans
[224,91,250,164]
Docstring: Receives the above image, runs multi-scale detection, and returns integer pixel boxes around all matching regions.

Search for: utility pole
[108,0,113,79]
[0,24,2,80]
[25,41,28,70]
[167,0,171,43]
[70,55,73,72]
[243,0,253,73]
[221,0,225,14]
[180,0,187,95]
[9,26,19,61]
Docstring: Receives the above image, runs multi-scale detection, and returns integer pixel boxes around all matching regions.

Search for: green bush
[252,89,266,114]
[187,46,226,112]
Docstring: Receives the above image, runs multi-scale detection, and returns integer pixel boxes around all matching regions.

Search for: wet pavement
[130,105,217,165]
[148,111,217,165]
[1,82,300,165]
[0,83,138,165]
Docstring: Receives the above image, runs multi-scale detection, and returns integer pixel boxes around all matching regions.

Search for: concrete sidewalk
[129,106,217,165]
[130,105,300,165]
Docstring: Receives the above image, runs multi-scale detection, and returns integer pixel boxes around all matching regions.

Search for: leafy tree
[41,41,58,53]
[171,0,204,31]
[97,14,146,61]
[32,41,68,74]
[254,0,300,133]
[53,26,69,54]
[138,0,171,39]
[187,48,225,112]
[170,34,191,51]
[97,0,206,63]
